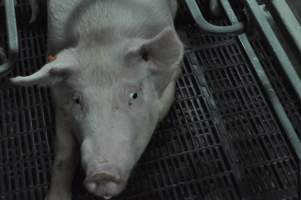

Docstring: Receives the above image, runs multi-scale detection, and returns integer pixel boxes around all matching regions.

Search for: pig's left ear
[128,27,184,94]
[10,49,78,86]
[139,27,184,67]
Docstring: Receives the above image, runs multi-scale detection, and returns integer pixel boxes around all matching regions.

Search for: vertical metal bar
[270,0,301,58]
[245,0,301,103]
[0,0,19,77]
[299,160,301,200]
[221,1,301,197]
[220,0,301,162]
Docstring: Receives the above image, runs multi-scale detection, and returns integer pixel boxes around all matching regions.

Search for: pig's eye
[73,97,81,104]
[128,92,139,106]
[130,92,138,100]
[141,50,149,62]
[72,94,82,105]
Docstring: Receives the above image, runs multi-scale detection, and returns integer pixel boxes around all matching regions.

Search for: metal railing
[0,0,19,78]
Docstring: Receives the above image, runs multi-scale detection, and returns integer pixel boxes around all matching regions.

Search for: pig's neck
[47,0,174,54]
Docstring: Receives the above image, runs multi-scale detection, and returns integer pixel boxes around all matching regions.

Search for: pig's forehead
[67,69,117,88]
[78,50,122,70]
[68,44,148,86]
[66,67,145,89]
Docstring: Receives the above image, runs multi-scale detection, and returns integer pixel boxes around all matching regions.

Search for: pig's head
[11,27,183,198]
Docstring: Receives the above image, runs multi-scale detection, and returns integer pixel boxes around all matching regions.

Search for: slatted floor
[0,0,300,199]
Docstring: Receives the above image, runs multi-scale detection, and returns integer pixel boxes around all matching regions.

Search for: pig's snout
[84,169,126,199]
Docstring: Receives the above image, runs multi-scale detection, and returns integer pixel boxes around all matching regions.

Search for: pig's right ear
[11,49,78,86]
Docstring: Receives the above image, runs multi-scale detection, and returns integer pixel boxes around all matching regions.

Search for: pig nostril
[86,182,97,192]
[84,171,124,197]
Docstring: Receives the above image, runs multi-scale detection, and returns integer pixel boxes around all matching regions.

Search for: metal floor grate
[1,0,301,200]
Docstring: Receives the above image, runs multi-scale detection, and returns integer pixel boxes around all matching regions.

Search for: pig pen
[1,0,301,200]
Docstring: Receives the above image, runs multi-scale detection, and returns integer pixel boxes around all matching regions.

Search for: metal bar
[268,0,301,63]
[245,0,301,103]
[298,160,301,200]
[0,0,19,77]
[271,0,301,53]
[220,0,301,161]
[185,0,244,35]
[299,161,301,200]
[209,0,221,17]
[221,1,301,198]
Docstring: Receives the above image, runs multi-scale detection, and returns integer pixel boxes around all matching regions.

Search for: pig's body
[47,0,177,54]
[12,0,183,200]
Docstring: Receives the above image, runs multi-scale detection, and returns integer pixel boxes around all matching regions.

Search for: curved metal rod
[185,0,244,35]
[0,0,19,77]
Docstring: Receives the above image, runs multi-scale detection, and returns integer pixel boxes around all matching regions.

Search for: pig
[11,0,184,199]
